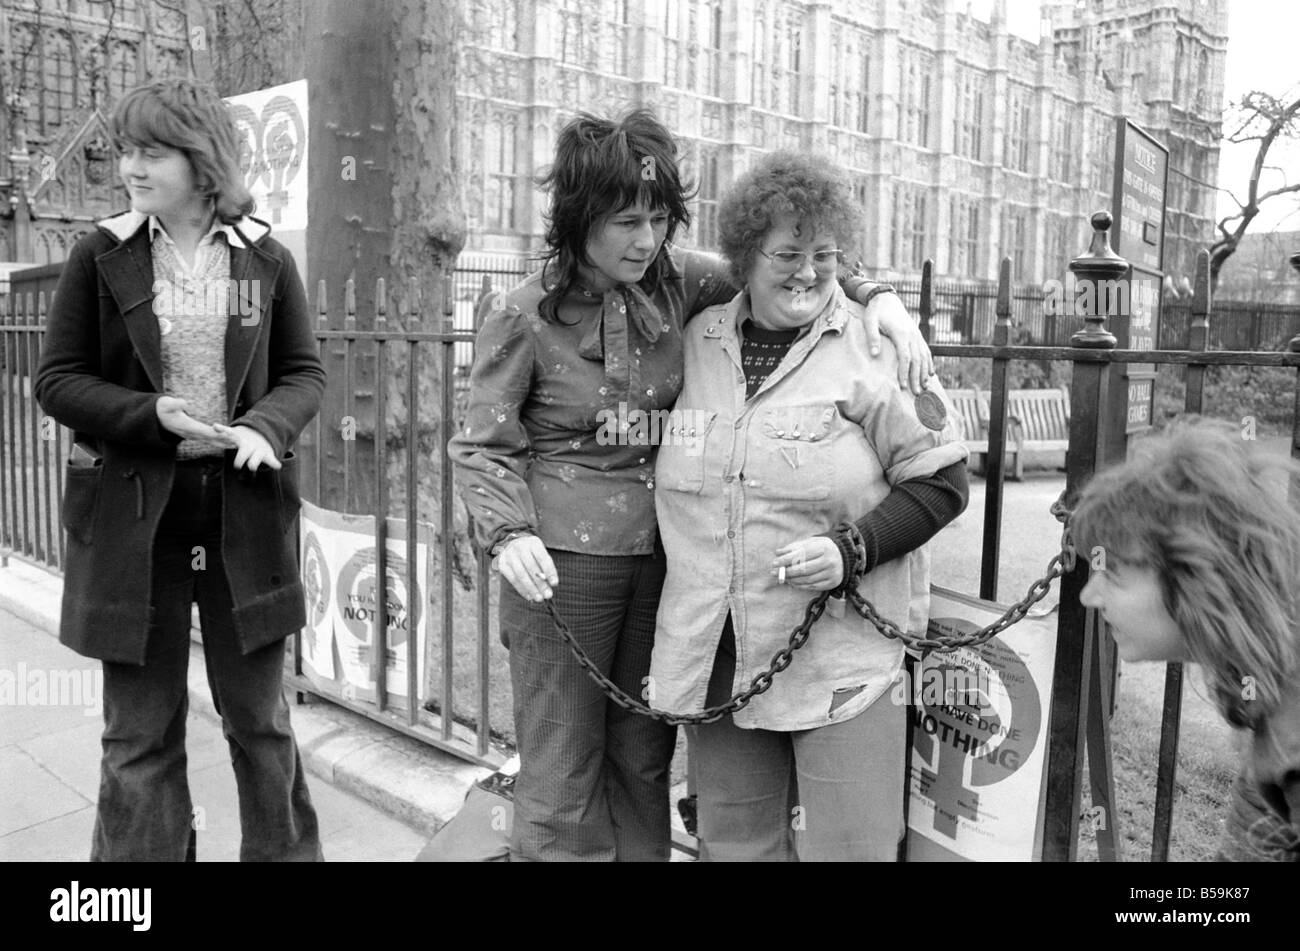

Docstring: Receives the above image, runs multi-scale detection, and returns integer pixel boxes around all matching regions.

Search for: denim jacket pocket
[760,404,836,442]
[657,409,717,494]
[751,404,836,500]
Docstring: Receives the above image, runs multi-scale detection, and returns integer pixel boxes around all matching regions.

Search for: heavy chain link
[546,492,1076,725]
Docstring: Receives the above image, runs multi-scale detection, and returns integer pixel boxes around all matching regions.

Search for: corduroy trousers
[92,459,322,862]
[499,546,677,862]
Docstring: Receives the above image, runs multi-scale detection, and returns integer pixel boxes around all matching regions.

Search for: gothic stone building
[0,0,204,269]
[459,0,1227,287]
[2,0,1228,291]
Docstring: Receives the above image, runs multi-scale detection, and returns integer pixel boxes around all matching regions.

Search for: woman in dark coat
[35,78,325,861]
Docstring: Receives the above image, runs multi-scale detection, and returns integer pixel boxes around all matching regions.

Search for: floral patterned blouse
[449,248,739,556]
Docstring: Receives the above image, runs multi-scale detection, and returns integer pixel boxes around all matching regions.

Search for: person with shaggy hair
[1072,417,1300,862]
[36,79,324,861]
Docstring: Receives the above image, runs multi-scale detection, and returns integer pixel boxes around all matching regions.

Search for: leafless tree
[1210,89,1300,289]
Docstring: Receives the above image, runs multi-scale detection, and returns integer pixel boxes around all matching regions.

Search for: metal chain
[545,491,1076,724]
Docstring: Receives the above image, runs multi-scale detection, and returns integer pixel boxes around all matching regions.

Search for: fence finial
[994,256,1012,347]
[1189,249,1211,351]
[919,259,933,344]
[407,277,421,328]
[344,277,357,329]
[316,279,328,330]
[1290,251,1300,353]
[375,277,387,328]
[1068,211,1123,349]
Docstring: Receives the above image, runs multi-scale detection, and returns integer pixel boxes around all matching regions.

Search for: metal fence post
[1041,212,1122,861]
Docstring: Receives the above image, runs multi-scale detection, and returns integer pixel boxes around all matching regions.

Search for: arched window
[42,32,77,132]
[109,42,138,101]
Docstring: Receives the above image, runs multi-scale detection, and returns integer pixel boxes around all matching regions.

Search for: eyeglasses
[757,248,843,272]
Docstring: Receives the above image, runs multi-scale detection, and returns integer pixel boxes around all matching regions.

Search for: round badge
[915,389,947,431]
[158,317,173,336]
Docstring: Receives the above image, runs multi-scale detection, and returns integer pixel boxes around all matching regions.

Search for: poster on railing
[903,586,1057,862]
[298,500,429,704]
[223,79,308,279]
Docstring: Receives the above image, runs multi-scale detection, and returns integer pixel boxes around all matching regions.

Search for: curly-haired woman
[1073,418,1300,862]
[648,151,970,861]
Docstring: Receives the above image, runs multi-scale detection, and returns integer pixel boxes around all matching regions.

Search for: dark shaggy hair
[718,151,863,286]
[111,78,254,224]
[1071,417,1300,731]
[535,108,693,323]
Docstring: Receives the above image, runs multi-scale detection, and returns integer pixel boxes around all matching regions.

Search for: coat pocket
[61,461,103,545]
[271,450,302,536]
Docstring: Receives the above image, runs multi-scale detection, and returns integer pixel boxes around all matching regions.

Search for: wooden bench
[945,387,1070,479]
[946,389,991,471]
[1006,387,1070,480]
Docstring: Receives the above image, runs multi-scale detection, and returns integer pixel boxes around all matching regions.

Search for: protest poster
[904,586,1058,862]
[298,500,429,705]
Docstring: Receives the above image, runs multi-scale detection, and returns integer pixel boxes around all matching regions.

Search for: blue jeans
[694,617,906,862]
[500,546,676,862]
[91,459,322,862]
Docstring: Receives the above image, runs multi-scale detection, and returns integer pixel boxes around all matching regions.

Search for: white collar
[97,209,272,248]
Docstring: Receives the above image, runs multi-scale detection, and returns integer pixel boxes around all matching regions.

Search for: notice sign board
[1109,117,1168,439]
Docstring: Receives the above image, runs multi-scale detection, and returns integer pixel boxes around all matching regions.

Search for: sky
[969,0,1300,235]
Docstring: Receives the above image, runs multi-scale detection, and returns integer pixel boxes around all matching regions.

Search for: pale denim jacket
[649,286,968,730]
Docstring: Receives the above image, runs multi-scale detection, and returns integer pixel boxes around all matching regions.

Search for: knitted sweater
[151,226,231,459]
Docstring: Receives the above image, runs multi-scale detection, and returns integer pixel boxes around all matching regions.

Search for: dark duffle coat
[34,210,326,664]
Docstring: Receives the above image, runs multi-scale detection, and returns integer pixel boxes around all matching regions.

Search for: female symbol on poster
[332,527,427,701]
[904,587,1058,862]
[300,527,334,679]
[298,500,429,704]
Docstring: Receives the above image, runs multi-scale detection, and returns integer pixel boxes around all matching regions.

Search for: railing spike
[408,276,420,324]
[919,259,933,344]
[1289,251,1300,352]
[996,256,1012,326]
[375,277,387,326]
[1189,249,1210,351]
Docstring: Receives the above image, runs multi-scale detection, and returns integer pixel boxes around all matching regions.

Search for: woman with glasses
[647,151,970,861]
[449,112,934,862]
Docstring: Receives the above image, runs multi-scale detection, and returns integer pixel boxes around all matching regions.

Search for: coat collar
[97,209,272,248]
[93,210,283,419]
[701,284,850,346]
[699,286,852,403]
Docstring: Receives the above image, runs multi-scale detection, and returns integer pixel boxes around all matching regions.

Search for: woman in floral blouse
[448,108,931,862]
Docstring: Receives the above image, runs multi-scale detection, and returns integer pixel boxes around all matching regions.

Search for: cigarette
[778,565,786,584]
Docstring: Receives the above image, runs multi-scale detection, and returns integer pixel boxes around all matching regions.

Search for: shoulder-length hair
[717,151,863,287]
[1071,417,1300,731]
[110,78,254,225]
[534,108,693,323]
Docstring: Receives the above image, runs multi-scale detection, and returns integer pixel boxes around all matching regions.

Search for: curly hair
[1071,417,1300,731]
[111,78,254,225]
[534,109,694,323]
[717,151,863,286]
